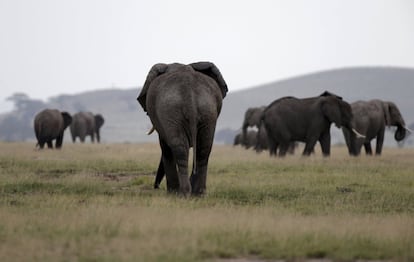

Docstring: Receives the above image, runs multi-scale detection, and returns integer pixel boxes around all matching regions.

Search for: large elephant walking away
[343,99,410,156]
[34,109,72,149]
[263,94,357,157]
[70,112,105,143]
[137,62,228,196]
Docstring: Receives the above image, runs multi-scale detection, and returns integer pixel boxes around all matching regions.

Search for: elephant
[233,130,257,149]
[137,62,228,196]
[34,109,72,149]
[70,112,105,143]
[342,99,411,156]
[233,133,243,146]
[262,92,362,157]
[242,105,301,154]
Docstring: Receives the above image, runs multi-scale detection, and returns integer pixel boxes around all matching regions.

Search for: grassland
[0,142,413,262]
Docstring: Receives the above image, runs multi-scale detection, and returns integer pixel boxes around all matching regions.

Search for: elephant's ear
[94,114,105,128]
[61,112,72,128]
[381,102,392,126]
[321,98,342,128]
[190,62,228,98]
[387,101,405,126]
[137,63,168,112]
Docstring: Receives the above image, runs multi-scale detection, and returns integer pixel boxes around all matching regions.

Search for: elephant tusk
[404,126,414,133]
[352,128,366,139]
[147,126,155,135]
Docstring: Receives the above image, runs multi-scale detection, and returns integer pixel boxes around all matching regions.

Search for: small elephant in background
[34,109,72,149]
[233,130,257,149]
[343,99,411,155]
[137,62,228,196]
[70,112,105,143]
[241,106,297,154]
[242,106,266,139]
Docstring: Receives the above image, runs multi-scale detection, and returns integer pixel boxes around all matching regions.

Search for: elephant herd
[31,61,412,197]
[34,109,105,149]
[236,92,411,157]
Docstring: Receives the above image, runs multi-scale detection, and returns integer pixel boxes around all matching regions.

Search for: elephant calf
[137,62,228,196]
[233,130,257,149]
[34,109,72,149]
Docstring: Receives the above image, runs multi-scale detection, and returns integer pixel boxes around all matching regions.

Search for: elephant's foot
[178,174,191,197]
[191,188,206,197]
[190,174,206,196]
[166,180,180,193]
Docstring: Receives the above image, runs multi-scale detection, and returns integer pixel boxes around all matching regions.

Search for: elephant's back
[264,97,303,118]
[147,70,220,115]
[351,101,382,121]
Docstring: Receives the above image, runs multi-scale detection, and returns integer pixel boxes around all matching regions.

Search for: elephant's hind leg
[153,156,165,189]
[191,128,215,196]
[278,143,290,157]
[162,138,191,196]
[172,146,191,196]
[159,140,180,193]
[303,138,318,156]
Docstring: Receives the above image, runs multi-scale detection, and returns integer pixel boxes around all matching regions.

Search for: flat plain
[0,142,413,261]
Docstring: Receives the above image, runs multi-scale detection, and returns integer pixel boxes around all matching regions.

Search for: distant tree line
[0,93,45,141]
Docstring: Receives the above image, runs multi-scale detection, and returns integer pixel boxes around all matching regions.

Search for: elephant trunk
[242,122,248,139]
[394,125,406,141]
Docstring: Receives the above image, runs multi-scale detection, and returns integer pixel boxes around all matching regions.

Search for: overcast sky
[1,0,414,112]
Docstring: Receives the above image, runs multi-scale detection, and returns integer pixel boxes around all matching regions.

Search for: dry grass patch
[0,142,413,261]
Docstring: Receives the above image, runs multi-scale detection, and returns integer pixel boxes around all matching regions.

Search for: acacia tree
[0,93,46,141]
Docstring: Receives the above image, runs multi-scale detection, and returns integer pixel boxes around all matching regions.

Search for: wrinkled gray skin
[137,62,228,196]
[263,93,353,157]
[34,109,72,149]
[70,112,105,143]
[343,100,406,156]
[234,130,257,149]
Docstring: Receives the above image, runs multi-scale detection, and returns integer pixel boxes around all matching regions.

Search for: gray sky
[1,0,414,112]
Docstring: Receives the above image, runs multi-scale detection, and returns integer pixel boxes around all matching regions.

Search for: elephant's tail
[191,123,197,177]
[189,112,197,179]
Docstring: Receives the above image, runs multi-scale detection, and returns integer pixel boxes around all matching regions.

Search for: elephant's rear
[148,74,196,145]
[34,109,63,145]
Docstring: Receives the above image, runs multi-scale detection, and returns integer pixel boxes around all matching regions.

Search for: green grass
[0,142,413,261]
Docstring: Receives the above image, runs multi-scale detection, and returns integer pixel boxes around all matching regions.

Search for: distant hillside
[1,66,413,146]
